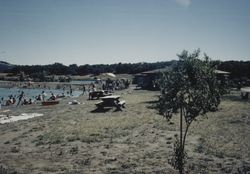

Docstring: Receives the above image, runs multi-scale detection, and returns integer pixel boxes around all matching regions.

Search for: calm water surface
[0,87,82,100]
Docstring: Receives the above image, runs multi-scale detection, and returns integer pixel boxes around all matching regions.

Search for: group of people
[36,91,66,101]
[0,90,66,107]
[1,91,31,106]
[35,91,48,101]
[82,78,131,95]
[4,95,16,106]
[101,78,130,91]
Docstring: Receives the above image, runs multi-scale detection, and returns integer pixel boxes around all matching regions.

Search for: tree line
[5,60,250,79]
[218,61,250,79]
[6,61,175,76]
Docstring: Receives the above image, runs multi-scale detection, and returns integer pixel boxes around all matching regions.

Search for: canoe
[42,100,59,106]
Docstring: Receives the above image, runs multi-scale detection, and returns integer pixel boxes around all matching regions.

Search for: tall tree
[157,50,222,173]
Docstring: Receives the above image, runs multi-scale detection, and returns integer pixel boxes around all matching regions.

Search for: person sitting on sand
[49,93,56,101]
[36,94,42,101]
[5,99,12,106]
[12,97,16,104]
[28,99,33,104]
[6,95,13,104]
[8,96,14,105]
[56,93,65,98]
[22,98,29,105]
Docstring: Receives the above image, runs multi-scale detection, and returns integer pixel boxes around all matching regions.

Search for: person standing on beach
[16,91,24,106]
[82,84,86,95]
[41,91,47,101]
[70,86,73,96]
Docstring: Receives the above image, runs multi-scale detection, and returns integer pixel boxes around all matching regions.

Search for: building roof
[214,70,230,74]
[0,73,12,77]
[140,67,172,75]
[136,68,230,76]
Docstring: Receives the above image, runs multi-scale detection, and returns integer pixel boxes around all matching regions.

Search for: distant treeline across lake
[2,60,250,79]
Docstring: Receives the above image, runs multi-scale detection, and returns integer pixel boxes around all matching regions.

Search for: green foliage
[157,49,223,173]
[218,60,250,79]
[170,137,187,170]
[7,61,175,76]
[158,49,221,122]
[4,60,250,82]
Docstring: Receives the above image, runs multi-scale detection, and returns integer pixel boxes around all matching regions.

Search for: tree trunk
[180,107,183,174]
[182,123,191,151]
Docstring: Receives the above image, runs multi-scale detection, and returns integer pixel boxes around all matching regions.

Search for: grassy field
[0,88,249,173]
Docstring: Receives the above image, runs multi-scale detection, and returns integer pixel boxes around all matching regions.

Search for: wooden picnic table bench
[89,90,111,100]
[95,95,126,110]
[240,87,250,99]
[118,100,126,108]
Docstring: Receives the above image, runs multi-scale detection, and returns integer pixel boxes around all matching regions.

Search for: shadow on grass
[223,94,250,103]
[90,108,112,113]
[133,87,142,90]
[141,100,159,109]
[88,98,100,101]
[90,107,123,113]
[0,165,18,174]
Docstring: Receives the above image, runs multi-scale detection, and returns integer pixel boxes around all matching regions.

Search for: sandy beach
[0,87,249,173]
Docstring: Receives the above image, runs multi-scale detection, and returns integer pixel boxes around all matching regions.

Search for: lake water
[0,87,82,101]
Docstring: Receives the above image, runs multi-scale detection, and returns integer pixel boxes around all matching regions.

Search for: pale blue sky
[0,0,249,65]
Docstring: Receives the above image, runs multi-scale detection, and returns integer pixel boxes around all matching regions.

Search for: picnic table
[240,87,250,99]
[89,90,111,100]
[95,95,126,110]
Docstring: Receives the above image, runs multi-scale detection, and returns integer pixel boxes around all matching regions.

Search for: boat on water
[42,100,59,106]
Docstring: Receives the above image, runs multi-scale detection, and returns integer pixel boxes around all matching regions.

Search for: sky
[0,0,249,65]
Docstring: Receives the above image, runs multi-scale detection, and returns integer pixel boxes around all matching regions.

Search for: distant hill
[0,61,15,72]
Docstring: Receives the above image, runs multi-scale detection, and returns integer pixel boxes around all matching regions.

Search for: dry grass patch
[1,89,249,173]
[37,112,163,145]
[191,92,250,160]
